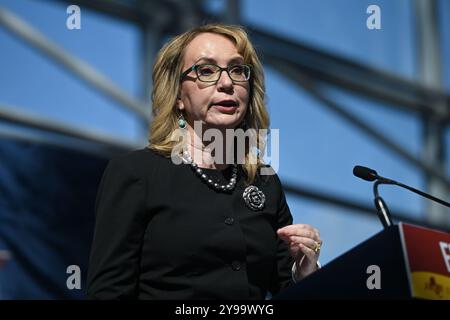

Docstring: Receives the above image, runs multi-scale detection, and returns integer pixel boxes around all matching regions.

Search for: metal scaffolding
[0,0,448,230]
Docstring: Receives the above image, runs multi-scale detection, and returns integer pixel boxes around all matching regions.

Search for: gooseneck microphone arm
[353,165,450,208]
[373,180,393,228]
[393,180,450,208]
[353,165,450,229]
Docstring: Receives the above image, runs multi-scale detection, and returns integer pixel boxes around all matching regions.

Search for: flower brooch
[242,185,266,211]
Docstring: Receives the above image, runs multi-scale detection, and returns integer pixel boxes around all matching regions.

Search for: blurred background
[0,0,449,299]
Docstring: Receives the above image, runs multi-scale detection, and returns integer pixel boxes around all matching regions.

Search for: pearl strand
[182,151,237,192]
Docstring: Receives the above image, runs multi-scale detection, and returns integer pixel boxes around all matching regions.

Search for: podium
[274,223,450,299]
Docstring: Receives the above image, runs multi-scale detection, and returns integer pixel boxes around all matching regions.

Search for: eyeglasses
[180,63,251,82]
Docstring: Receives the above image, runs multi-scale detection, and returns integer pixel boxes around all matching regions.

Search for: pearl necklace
[181,151,237,192]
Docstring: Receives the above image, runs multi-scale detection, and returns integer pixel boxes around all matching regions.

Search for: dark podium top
[274,223,450,300]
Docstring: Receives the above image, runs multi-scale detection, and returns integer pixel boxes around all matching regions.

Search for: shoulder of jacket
[108,147,163,177]
[258,164,279,178]
[257,164,283,187]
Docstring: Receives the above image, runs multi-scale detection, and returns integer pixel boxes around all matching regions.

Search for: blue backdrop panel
[0,139,108,299]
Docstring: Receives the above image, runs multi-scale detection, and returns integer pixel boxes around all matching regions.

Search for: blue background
[0,0,449,298]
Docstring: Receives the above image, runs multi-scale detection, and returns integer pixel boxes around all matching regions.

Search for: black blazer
[86,148,295,299]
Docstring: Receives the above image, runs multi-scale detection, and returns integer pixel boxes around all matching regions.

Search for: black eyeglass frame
[180,63,252,83]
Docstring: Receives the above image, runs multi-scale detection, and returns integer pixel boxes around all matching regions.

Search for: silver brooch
[242,185,266,211]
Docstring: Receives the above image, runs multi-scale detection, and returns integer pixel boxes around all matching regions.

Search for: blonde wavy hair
[148,24,269,185]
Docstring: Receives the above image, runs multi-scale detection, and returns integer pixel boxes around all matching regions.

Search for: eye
[229,65,245,75]
[197,65,217,76]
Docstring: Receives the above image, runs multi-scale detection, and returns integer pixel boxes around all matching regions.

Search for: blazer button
[231,261,241,271]
[224,217,234,225]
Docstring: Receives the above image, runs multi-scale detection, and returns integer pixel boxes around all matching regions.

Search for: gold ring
[314,241,322,253]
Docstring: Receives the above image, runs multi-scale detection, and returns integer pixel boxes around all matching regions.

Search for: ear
[176,95,184,111]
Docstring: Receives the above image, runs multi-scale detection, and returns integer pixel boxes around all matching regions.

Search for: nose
[216,69,234,91]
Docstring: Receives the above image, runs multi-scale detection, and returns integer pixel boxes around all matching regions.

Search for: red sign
[400,223,450,299]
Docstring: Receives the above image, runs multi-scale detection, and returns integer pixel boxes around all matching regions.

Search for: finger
[299,243,318,262]
[288,236,317,251]
[294,229,320,242]
[279,225,320,241]
[277,232,291,244]
[289,241,303,258]
[277,224,309,235]
[313,228,320,238]
[278,230,317,245]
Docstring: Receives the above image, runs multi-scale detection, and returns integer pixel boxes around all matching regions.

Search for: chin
[204,115,243,130]
[207,119,243,130]
[204,123,238,131]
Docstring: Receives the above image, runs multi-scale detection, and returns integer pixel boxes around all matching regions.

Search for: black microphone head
[353,165,379,182]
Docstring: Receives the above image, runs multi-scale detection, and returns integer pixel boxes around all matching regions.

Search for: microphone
[353,166,395,184]
[352,166,378,181]
[353,165,450,229]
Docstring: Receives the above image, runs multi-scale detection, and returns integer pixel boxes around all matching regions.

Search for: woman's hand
[277,224,322,280]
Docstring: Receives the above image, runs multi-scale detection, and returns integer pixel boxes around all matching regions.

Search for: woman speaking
[86,24,322,299]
